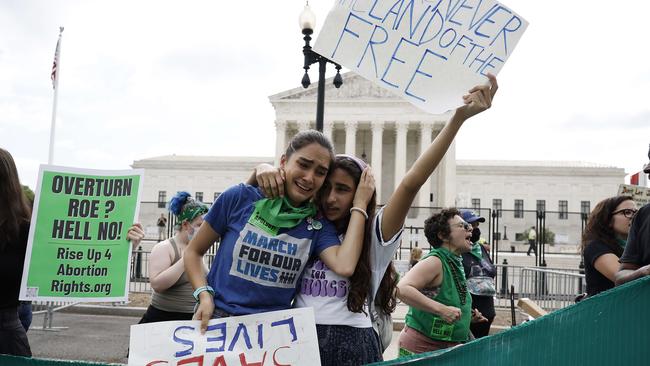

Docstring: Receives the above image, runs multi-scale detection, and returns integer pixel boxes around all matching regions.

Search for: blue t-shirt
[204,183,340,315]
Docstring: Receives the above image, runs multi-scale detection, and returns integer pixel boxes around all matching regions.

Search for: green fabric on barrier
[373,276,650,366]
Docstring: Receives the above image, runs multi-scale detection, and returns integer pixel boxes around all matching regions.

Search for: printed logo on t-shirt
[229,223,311,288]
[299,259,348,298]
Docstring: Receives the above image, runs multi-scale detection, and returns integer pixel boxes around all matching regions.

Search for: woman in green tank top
[396,208,487,355]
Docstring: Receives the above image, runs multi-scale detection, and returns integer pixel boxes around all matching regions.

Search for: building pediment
[269,72,403,102]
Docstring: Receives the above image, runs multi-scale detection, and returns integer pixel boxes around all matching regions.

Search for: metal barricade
[493,264,584,311]
[31,300,77,331]
[129,250,216,294]
[518,267,585,310]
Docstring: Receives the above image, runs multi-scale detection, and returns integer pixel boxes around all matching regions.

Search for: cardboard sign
[314,0,528,113]
[19,165,143,302]
[618,184,650,207]
[128,308,321,366]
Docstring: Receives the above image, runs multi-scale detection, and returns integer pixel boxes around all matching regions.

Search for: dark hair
[168,191,192,216]
[581,195,633,256]
[375,261,399,315]
[424,208,461,247]
[285,130,335,164]
[317,156,383,314]
[168,191,208,229]
[0,148,31,250]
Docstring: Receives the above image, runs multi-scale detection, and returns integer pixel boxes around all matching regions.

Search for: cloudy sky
[1,0,649,189]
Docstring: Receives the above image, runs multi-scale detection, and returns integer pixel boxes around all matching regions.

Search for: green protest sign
[19,165,144,302]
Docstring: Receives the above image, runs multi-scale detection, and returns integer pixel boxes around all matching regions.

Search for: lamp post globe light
[299,1,343,132]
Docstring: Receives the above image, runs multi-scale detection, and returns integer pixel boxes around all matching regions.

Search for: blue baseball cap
[461,210,485,223]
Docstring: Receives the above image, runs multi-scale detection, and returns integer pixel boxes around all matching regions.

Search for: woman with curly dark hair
[0,148,32,356]
[396,208,487,355]
[582,195,636,297]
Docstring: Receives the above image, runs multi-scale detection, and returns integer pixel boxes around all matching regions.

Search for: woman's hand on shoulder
[455,73,498,121]
[127,223,145,246]
[352,166,376,209]
[256,164,285,198]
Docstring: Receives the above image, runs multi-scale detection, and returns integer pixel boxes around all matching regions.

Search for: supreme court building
[132,73,625,244]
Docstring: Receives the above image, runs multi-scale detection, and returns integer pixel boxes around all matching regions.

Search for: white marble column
[371,122,384,203]
[323,121,333,142]
[418,121,434,207]
[274,119,287,166]
[437,139,457,207]
[394,121,408,192]
[297,120,311,133]
[344,121,358,156]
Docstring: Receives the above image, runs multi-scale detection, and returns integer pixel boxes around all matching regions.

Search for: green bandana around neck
[617,238,627,249]
[470,242,483,260]
[248,196,316,235]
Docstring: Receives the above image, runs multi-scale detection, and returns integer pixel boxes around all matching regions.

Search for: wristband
[350,207,368,220]
[192,285,215,301]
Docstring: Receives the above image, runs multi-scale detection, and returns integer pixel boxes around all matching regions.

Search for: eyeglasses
[612,208,637,219]
[451,221,472,231]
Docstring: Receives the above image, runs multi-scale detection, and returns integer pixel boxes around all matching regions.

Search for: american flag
[51,37,60,89]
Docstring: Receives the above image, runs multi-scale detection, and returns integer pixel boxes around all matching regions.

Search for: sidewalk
[29,300,520,364]
[28,311,139,364]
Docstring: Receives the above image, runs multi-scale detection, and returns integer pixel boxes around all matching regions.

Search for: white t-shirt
[294,206,403,327]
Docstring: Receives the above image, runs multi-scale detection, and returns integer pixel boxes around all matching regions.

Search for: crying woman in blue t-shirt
[183,130,375,333]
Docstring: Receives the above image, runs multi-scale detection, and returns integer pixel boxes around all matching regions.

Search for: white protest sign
[128,308,321,366]
[618,184,650,207]
[314,0,528,114]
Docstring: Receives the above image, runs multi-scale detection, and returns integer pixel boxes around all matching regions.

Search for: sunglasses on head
[612,208,637,219]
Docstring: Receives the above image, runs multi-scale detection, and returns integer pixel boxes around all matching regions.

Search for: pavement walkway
[28,311,138,364]
[27,307,405,364]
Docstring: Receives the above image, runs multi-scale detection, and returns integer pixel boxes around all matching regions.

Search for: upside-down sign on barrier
[128,308,321,366]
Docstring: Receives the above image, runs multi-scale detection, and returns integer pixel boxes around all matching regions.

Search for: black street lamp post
[299,2,343,132]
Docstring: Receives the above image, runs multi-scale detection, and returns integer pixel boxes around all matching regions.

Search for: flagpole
[48,26,64,165]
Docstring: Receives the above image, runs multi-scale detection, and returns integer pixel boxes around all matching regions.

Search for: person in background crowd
[157,213,167,241]
[130,192,208,324]
[527,226,537,256]
[460,210,496,338]
[397,208,487,355]
[410,247,423,268]
[616,147,650,286]
[0,148,32,356]
[581,196,636,296]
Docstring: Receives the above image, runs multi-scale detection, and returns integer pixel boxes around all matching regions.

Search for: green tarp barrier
[2,277,649,366]
[373,276,650,365]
